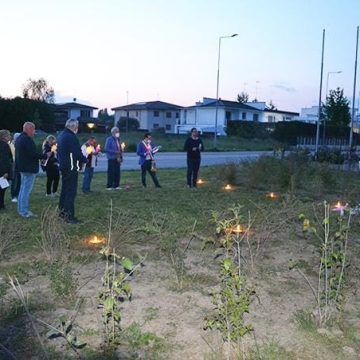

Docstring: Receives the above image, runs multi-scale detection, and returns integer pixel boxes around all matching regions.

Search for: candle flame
[232,224,243,234]
[88,235,105,245]
[335,201,341,208]
[224,184,232,190]
[121,142,126,150]
[197,179,204,184]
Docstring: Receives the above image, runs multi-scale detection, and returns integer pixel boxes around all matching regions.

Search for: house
[293,106,319,124]
[111,101,183,133]
[244,101,299,123]
[178,97,262,135]
[54,102,105,131]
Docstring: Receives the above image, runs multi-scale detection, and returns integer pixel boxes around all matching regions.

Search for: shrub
[226,121,272,139]
[316,147,345,164]
[117,117,140,131]
[215,162,239,185]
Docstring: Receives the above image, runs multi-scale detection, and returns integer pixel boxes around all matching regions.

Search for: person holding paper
[0,130,13,210]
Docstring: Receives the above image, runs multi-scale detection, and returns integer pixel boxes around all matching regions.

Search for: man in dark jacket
[15,122,49,217]
[183,127,204,188]
[57,119,86,224]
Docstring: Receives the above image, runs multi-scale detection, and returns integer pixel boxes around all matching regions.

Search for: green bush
[226,121,272,139]
[316,147,345,164]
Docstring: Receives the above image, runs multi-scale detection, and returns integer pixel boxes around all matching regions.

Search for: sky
[1,0,360,113]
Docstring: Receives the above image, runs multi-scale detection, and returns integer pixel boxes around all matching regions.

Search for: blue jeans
[18,172,37,216]
[82,167,94,193]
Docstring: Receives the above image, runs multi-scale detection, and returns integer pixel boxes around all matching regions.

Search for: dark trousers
[59,170,78,220]
[0,188,6,209]
[141,160,160,187]
[107,159,120,188]
[46,166,60,195]
[11,168,21,199]
[187,158,201,187]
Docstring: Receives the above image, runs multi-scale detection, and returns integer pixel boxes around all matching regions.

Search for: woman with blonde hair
[42,135,59,197]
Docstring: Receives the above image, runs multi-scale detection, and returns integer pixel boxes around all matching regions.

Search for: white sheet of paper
[0,176,9,189]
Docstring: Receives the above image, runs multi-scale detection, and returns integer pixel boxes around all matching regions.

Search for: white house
[244,101,299,122]
[293,106,319,124]
[54,102,100,130]
[178,98,262,134]
[111,101,182,133]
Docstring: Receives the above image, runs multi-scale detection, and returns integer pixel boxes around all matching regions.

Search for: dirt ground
[2,221,360,360]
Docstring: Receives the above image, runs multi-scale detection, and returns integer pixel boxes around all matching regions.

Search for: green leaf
[121,258,134,272]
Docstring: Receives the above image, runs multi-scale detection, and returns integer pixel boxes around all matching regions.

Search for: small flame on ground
[197,179,204,184]
[224,184,232,190]
[87,235,105,245]
[232,224,243,234]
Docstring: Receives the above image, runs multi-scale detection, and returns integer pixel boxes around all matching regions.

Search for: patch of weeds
[120,322,165,359]
[49,261,78,299]
[249,339,296,360]
[2,263,32,284]
[143,307,160,322]
[294,310,317,333]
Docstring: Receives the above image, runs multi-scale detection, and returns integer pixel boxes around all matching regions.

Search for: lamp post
[214,33,238,149]
[323,70,342,143]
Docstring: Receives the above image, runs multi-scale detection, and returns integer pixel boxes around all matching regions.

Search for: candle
[85,235,106,247]
[224,184,232,190]
[197,179,205,185]
[266,191,278,199]
[232,224,243,234]
[121,142,126,150]
[331,201,347,216]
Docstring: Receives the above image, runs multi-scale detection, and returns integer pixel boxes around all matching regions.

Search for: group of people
[0,121,204,223]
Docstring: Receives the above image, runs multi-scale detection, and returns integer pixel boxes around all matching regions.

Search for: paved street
[95,151,272,172]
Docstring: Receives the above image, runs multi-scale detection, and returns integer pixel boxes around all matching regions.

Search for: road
[95,151,272,172]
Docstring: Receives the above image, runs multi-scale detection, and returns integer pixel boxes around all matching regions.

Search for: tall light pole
[214,33,238,149]
[325,71,342,97]
[323,70,342,143]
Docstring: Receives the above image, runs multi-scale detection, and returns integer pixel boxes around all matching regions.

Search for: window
[267,115,275,123]
[136,111,138,117]
[165,124,171,130]
[80,110,90,117]
[225,111,231,121]
[175,112,179,118]
[166,112,172,118]
[153,111,159,117]
[253,113,259,121]
[153,123,159,128]
[242,112,246,120]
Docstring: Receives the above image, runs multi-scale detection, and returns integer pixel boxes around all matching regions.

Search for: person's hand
[192,147,197,151]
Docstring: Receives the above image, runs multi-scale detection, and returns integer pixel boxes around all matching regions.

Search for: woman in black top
[42,135,59,197]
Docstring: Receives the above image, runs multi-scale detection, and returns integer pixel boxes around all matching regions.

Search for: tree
[237,92,249,103]
[322,87,351,128]
[22,78,55,103]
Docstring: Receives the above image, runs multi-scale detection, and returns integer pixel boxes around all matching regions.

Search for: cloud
[271,83,296,93]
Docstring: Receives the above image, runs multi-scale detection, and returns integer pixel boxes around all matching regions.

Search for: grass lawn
[34,131,278,152]
[1,161,360,359]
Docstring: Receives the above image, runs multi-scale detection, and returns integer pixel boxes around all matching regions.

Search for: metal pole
[214,37,221,149]
[315,29,325,154]
[213,34,238,149]
[349,26,359,149]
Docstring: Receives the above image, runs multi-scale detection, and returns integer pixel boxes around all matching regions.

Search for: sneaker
[45,193,53,197]
[106,187,113,191]
[156,185,162,188]
[22,211,38,218]
[11,198,18,203]
[115,187,122,190]
[52,192,59,197]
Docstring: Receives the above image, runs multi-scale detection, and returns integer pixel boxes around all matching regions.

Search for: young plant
[98,246,133,345]
[294,201,351,327]
[204,258,254,360]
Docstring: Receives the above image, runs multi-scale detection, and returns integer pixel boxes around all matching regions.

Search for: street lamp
[325,71,342,99]
[214,33,238,148]
[323,70,342,144]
